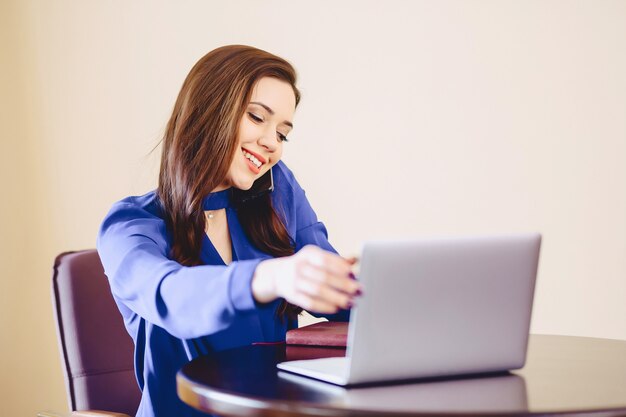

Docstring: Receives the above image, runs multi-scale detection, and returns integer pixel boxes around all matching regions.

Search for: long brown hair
[157,45,302,319]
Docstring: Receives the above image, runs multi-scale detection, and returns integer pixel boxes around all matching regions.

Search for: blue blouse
[96,160,349,417]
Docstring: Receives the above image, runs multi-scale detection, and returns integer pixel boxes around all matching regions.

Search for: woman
[97,45,361,417]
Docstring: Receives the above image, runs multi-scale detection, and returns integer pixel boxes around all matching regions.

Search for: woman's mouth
[242,148,265,174]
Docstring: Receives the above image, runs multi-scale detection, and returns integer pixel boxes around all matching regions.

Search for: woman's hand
[251,245,361,314]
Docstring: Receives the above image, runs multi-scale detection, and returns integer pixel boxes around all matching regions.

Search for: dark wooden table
[177,334,626,416]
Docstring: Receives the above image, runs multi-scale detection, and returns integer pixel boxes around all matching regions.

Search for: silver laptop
[277,233,541,386]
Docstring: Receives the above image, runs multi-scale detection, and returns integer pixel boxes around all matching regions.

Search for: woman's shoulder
[103,189,164,220]
[270,160,312,223]
[98,190,168,245]
[272,160,301,192]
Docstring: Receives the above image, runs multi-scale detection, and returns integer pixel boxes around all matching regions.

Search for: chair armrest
[38,411,132,417]
[38,411,70,417]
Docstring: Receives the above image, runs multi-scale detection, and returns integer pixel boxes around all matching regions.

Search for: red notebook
[286,321,348,347]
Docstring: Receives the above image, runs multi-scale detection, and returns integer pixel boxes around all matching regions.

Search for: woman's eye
[277,133,289,143]
[248,112,263,122]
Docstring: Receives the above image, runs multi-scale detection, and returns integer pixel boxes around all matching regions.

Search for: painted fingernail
[355,289,363,296]
[348,272,356,280]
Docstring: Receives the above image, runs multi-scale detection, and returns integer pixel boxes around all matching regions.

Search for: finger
[301,246,354,279]
[301,263,360,294]
[344,256,359,265]
[295,276,352,309]
[291,293,339,314]
[300,263,361,296]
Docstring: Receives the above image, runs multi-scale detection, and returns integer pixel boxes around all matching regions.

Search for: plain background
[1,0,625,415]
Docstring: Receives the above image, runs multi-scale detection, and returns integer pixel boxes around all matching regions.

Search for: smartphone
[231,169,274,204]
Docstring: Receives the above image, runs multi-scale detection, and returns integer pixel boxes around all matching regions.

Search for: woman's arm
[97,200,265,340]
[252,244,357,315]
[252,162,359,321]
[293,180,355,321]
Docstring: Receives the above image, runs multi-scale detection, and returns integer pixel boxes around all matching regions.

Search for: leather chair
[40,250,141,417]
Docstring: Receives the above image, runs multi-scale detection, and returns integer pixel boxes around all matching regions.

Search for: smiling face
[215,76,296,192]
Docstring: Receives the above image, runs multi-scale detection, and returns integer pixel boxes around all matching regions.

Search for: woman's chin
[233,178,255,191]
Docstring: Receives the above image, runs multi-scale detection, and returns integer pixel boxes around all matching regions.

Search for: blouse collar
[202,188,233,210]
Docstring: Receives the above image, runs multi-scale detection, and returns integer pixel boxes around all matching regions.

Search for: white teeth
[242,150,262,168]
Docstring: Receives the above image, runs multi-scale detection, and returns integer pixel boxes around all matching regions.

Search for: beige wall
[2,0,625,414]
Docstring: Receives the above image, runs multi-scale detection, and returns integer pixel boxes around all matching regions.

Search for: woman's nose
[258,130,279,152]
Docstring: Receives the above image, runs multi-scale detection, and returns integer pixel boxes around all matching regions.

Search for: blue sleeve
[276,162,351,322]
[96,200,263,340]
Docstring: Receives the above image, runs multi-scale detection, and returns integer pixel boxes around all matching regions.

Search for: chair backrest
[52,250,141,415]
